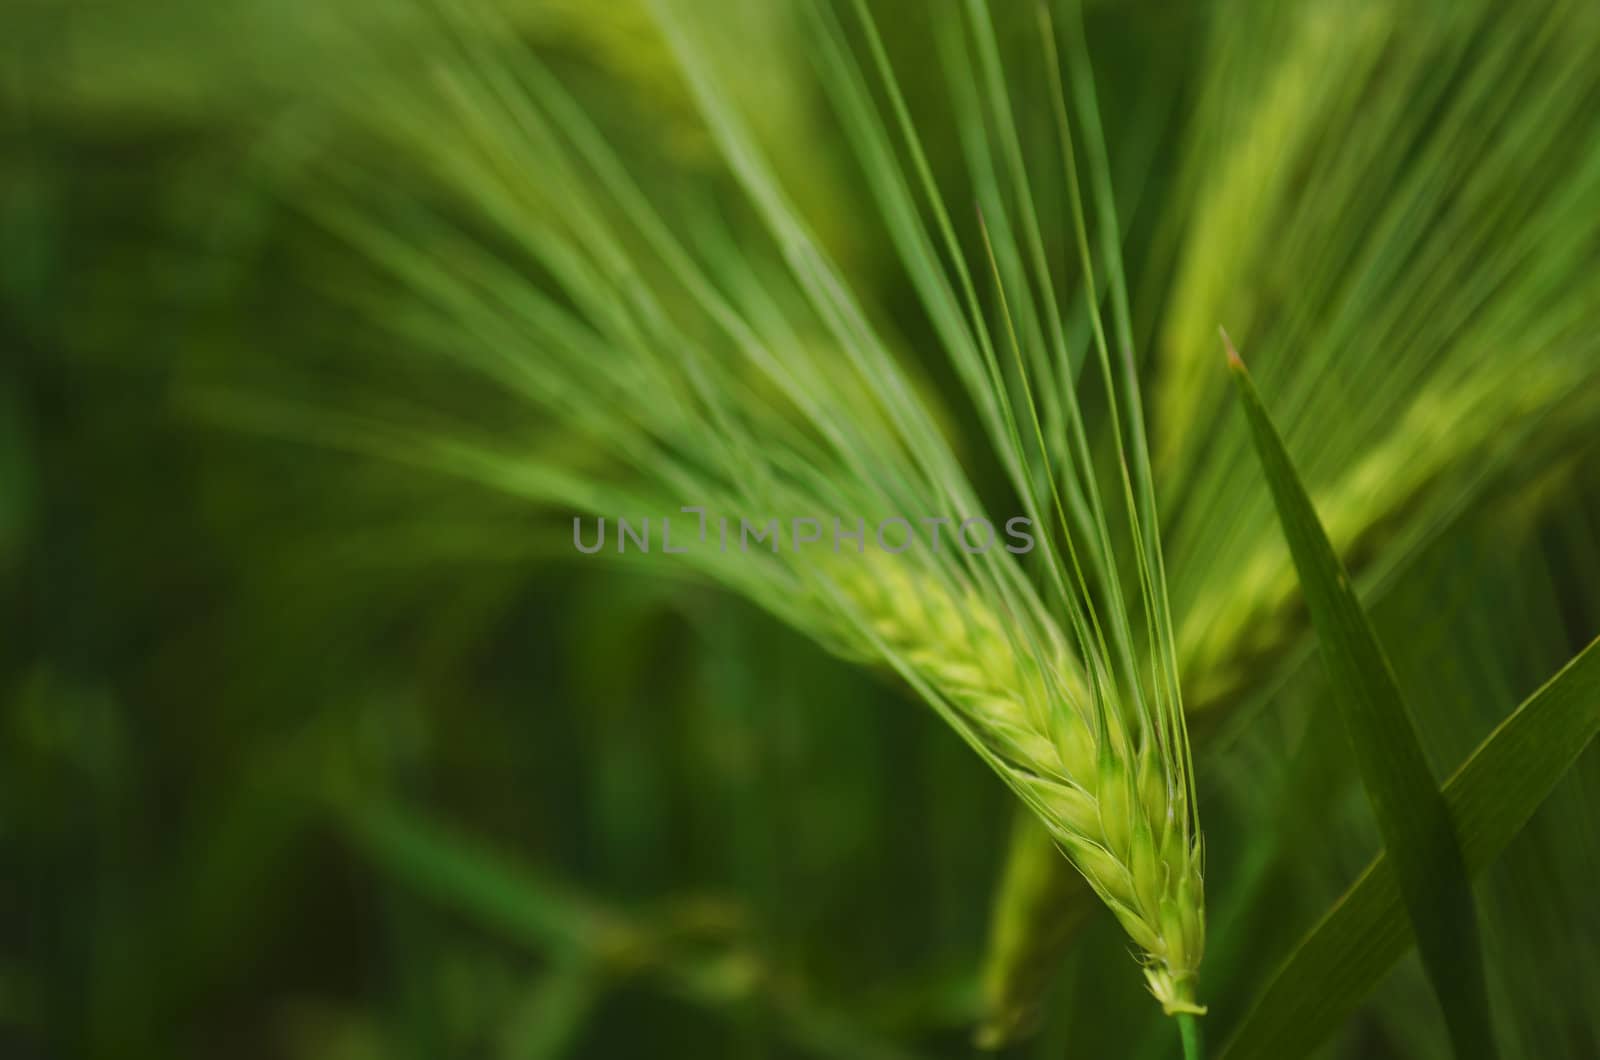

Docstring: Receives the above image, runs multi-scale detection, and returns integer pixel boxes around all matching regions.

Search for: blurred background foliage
[4,1,1599,1058]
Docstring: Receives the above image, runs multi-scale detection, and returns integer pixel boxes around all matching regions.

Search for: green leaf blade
[1221,635,1600,1060]
[1225,338,1496,1059]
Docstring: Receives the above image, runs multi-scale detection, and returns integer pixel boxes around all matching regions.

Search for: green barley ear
[203,0,1208,1021]
[807,538,1203,1015]
[785,0,1205,1014]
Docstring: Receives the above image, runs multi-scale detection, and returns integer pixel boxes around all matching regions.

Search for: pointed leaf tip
[1224,361,1498,1060]
[1220,327,1245,372]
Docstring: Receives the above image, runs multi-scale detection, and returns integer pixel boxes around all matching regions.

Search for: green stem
[1178,1013,1204,1060]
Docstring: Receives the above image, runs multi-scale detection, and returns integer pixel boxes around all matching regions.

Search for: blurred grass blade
[976,812,1096,1049]
[1225,336,1495,1058]
[1220,635,1600,1059]
[501,960,601,1060]
[342,800,635,960]
[342,799,921,1060]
